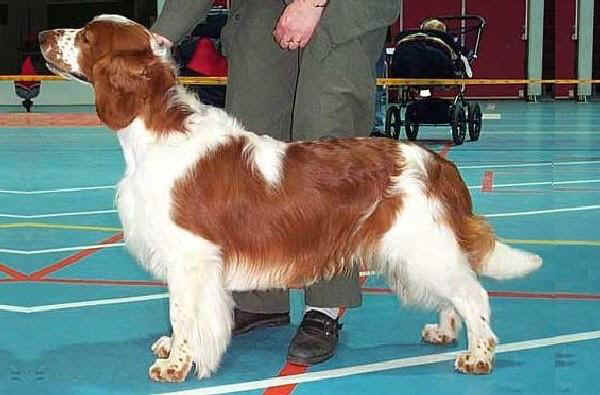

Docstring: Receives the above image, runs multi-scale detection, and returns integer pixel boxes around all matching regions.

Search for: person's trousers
[220,0,387,313]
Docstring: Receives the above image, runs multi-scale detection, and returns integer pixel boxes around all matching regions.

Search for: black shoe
[287,311,342,366]
[232,308,290,336]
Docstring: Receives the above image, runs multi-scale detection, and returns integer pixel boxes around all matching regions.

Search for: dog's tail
[479,240,542,280]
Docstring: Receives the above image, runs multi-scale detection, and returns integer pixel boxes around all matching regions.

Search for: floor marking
[0,159,594,195]
[156,331,600,395]
[488,291,600,300]
[468,178,600,190]
[2,179,596,221]
[0,241,125,255]
[484,205,600,218]
[0,234,596,258]
[29,232,124,279]
[0,112,103,127]
[0,185,115,195]
[264,364,310,395]
[458,160,600,170]
[0,263,27,280]
[0,293,169,314]
[482,113,501,120]
[500,238,600,247]
[361,288,600,300]
[481,171,494,192]
[0,222,122,232]
[0,209,117,219]
[36,278,165,287]
[0,287,597,315]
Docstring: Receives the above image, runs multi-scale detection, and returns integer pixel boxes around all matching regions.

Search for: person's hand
[151,32,173,49]
[273,0,325,50]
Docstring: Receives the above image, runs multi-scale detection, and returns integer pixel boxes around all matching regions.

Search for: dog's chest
[115,125,197,279]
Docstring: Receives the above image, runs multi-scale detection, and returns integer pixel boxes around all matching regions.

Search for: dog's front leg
[451,280,497,374]
[149,255,234,382]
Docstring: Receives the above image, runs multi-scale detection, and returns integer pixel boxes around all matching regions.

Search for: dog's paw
[421,324,456,344]
[454,351,494,374]
[151,336,172,359]
[149,357,193,383]
[454,337,496,374]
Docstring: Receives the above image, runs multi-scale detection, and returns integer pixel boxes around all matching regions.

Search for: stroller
[377,15,486,145]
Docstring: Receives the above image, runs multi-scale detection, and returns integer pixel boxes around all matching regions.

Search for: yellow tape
[501,238,600,247]
[378,78,600,86]
[4,75,600,86]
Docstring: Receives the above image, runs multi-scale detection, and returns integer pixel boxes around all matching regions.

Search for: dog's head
[39,15,177,130]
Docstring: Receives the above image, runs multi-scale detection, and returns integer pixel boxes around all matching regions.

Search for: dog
[39,15,542,382]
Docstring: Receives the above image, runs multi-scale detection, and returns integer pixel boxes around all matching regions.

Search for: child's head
[421,19,447,32]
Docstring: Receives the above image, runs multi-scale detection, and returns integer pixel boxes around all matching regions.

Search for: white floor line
[458,160,600,170]
[0,242,125,255]
[484,205,600,218]
[0,160,597,196]
[468,179,600,190]
[482,113,501,120]
[157,330,600,395]
[0,209,117,219]
[0,178,597,220]
[0,293,168,314]
[0,185,116,195]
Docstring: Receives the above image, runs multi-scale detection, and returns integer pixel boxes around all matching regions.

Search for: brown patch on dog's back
[171,137,404,286]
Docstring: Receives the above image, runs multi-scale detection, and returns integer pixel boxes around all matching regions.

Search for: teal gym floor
[0,101,599,394]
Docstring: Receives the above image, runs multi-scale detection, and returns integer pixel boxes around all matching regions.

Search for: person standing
[152,0,400,366]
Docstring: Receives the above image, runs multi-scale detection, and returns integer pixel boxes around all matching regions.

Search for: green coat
[152,0,400,141]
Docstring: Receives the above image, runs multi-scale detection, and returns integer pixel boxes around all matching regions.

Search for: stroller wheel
[468,103,482,141]
[450,105,467,145]
[404,122,419,141]
[403,107,419,141]
[385,106,402,140]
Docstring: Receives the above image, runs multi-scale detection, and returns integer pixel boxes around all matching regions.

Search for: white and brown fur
[39,15,542,382]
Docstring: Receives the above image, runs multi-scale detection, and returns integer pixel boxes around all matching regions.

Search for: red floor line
[263,363,310,395]
[481,170,494,192]
[362,287,600,300]
[263,276,368,395]
[0,264,28,280]
[28,232,124,280]
[3,276,598,302]
[488,290,600,300]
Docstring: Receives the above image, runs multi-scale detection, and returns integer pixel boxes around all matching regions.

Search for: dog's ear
[92,53,154,130]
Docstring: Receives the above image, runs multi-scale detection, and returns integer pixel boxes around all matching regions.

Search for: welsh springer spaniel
[39,15,542,382]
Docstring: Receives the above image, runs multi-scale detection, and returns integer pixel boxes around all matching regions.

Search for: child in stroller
[374,15,485,145]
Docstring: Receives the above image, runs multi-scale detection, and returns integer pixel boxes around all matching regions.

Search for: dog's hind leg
[422,306,462,345]
[148,251,234,382]
[379,225,496,374]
